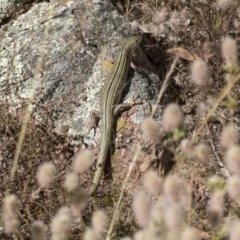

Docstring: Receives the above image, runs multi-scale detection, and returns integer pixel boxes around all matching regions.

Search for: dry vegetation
[1,0,240,239]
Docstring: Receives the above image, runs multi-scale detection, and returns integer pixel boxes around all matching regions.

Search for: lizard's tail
[90,127,111,195]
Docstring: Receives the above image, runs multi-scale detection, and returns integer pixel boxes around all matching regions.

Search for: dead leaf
[167,47,199,61]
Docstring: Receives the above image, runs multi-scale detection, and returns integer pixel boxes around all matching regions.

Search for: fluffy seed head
[150,201,163,224]
[31,221,47,240]
[152,8,168,24]
[208,190,225,226]
[73,150,94,173]
[91,210,108,234]
[225,145,240,174]
[197,101,211,119]
[3,194,18,214]
[180,226,198,240]
[141,117,161,143]
[191,60,209,86]
[228,219,240,240]
[169,10,181,28]
[162,103,183,132]
[2,194,19,234]
[215,0,234,9]
[163,174,187,207]
[70,189,89,218]
[143,170,162,197]
[149,23,159,38]
[133,191,151,227]
[129,20,140,32]
[227,175,240,201]
[207,175,225,189]
[83,228,99,240]
[51,207,72,240]
[180,138,194,156]
[64,172,78,192]
[3,214,19,234]
[144,219,162,239]
[163,204,183,231]
[166,232,179,240]
[221,123,238,149]
[133,230,145,240]
[221,37,238,68]
[194,143,210,164]
[37,162,56,187]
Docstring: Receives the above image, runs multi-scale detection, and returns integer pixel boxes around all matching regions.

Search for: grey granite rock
[0,0,160,145]
[0,0,15,24]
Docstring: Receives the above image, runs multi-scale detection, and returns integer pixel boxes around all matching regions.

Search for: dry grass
[1,0,240,239]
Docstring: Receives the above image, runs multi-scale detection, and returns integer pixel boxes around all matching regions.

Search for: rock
[0,0,159,145]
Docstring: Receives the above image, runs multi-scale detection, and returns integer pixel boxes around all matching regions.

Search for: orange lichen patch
[117,117,127,132]
[101,60,114,75]
[59,0,71,4]
[84,0,93,6]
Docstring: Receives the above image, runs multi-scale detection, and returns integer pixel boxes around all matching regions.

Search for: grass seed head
[91,210,108,234]
[31,221,47,240]
[141,117,161,143]
[208,190,225,226]
[70,189,89,218]
[37,162,56,188]
[221,37,238,69]
[163,174,187,207]
[3,194,18,214]
[169,10,182,29]
[207,175,225,189]
[227,175,240,201]
[163,204,183,231]
[83,228,100,240]
[143,170,162,197]
[216,0,235,10]
[51,207,72,240]
[129,20,140,32]
[152,8,168,24]
[166,232,179,240]
[133,191,151,228]
[2,194,19,234]
[144,220,162,239]
[225,145,240,174]
[3,214,19,234]
[228,219,240,240]
[194,143,210,164]
[220,123,238,149]
[191,60,209,87]
[64,172,78,192]
[180,226,198,240]
[133,230,145,240]
[150,201,163,224]
[180,138,194,156]
[162,103,183,132]
[73,150,94,173]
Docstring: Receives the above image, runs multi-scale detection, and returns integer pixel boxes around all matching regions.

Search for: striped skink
[90,35,142,194]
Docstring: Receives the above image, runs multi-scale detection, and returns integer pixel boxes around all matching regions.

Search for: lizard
[90,35,143,195]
